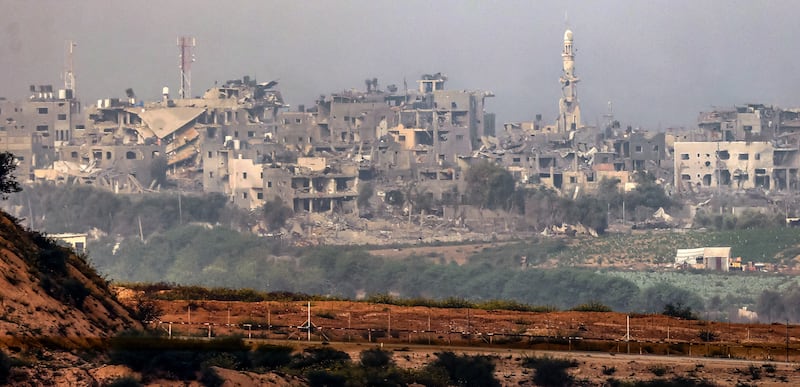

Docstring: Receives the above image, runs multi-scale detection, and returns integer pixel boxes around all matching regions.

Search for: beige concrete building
[673,141,799,192]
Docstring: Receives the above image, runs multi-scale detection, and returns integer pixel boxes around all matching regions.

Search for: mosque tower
[557,29,581,132]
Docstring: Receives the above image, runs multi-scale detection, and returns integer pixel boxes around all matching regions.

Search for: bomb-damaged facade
[6,28,800,224]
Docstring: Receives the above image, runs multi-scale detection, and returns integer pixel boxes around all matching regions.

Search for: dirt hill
[0,211,140,349]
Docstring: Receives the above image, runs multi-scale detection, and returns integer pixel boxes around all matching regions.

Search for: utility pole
[178,193,182,225]
[138,216,144,242]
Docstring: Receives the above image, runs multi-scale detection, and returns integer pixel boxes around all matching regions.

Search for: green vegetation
[0,152,22,200]
[428,351,500,387]
[557,227,800,265]
[14,183,800,319]
[6,183,249,237]
[662,302,697,320]
[109,331,249,382]
[694,209,783,231]
[465,159,516,210]
[94,226,800,316]
[105,376,143,387]
[572,301,613,312]
[522,355,578,387]
[606,377,716,387]
[249,344,294,370]
[262,197,293,231]
[0,351,11,385]
[110,333,502,386]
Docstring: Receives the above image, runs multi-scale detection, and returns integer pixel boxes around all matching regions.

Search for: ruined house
[673,141,799,192]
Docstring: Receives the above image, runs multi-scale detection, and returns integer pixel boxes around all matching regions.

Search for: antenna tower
[603,101,614,127]
[177,36,196,99]
[64,40,76,93]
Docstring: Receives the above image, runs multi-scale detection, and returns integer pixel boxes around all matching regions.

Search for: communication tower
[177,36,196,99]
[64,40,76,94]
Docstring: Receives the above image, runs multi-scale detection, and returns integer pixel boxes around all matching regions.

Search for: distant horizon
[3,0,799,130]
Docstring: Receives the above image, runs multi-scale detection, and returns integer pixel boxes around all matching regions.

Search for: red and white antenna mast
[177,36,196,99]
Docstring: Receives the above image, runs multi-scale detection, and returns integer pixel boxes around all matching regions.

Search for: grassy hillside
[0,211,140,348]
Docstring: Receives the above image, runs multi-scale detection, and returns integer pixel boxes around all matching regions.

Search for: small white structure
[51,233,87,254]
[675,247,731,271]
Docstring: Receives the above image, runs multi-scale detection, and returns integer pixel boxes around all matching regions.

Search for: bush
[522,356,578,387]
[698,330,717,342]
[571,301,612,312]
[430,351,500,387]
[307,370,346,387]
[746,364,761,380]
[105,376,142,387]
[36,246,68,275]
[649,365,669,376]
[249,344,294,370]
[62,278,90,309]
[0,351,10,384]
[0,152,21,199]
[131,295,163,323]
[199,366,225,387]
[662,302,696,320]
[360,348,393,368]
[291,347,350,369]
[109,332,249,381]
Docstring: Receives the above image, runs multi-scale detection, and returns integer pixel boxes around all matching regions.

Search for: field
[554,228,800,267]
[121,295,800,385]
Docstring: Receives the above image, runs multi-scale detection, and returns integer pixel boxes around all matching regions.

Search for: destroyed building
[673,103,800,193]
[201,73,494,213]
[9,27,800,229]
[0,85,80,180]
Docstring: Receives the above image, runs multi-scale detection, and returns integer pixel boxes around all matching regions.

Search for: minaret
[557,29,581,132]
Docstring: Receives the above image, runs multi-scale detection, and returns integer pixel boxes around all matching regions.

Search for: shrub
[662,302,696,320]
[571,301,612,312]
[249,344,294,370]
[105,376,142,387]
[109,332,248,381]
[430,351,500,387]
[747,364,761,380]
[36,246,68,275]
[131,295,163,323]
[307,370,346,387]
[291,347,350,369]
[315,311,335,319]
[698,330,717,342]
[0,152,21,199]
[62,278,90,309]
[523,356,578,387]
[0,351,10,384]
[360,348,393,368]
[649,364,669,376]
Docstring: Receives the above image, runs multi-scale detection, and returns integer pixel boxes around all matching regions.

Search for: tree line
[95,226,706,314]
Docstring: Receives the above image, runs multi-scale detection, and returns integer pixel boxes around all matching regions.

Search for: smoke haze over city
[2,0,800,129]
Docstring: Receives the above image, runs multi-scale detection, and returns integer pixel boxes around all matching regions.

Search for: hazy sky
[2,0,799,129]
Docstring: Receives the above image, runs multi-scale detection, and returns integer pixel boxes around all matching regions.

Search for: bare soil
[129,296,800,385]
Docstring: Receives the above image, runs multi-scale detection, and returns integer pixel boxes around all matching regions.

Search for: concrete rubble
[3,29,800,245]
